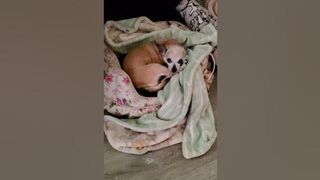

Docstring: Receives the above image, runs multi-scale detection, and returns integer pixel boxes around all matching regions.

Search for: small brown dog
[123,39,188,92]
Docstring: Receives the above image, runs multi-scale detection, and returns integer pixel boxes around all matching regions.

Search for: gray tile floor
[104,72,217,180]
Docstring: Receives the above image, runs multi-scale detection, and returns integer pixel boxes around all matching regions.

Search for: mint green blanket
[104,17,217,159]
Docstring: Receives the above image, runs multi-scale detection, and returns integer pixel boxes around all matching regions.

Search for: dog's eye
[178,59,183,66]
[156,43,167,54]
[167,58,172,63]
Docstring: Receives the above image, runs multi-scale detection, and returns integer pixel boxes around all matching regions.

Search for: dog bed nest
[104,0,217,159]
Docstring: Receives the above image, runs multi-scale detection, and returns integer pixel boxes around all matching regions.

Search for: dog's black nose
[171,65,177,73]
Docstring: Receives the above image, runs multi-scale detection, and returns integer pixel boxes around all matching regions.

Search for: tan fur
[123,40,187,92]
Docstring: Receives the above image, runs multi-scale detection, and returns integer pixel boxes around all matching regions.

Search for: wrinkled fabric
[104,20,215,155]
[104,17,217,159]
[105,118,186,154]
[104,31,185,153]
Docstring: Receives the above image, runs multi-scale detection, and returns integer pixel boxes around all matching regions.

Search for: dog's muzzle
[171,65,177,73]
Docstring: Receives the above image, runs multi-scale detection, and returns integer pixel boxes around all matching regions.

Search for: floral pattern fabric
[104,46,161,118]
[104,68,161,118]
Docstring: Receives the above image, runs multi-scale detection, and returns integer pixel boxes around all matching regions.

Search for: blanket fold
[104,16,217,159]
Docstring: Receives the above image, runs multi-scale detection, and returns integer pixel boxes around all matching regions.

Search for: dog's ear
[154,40,167,55]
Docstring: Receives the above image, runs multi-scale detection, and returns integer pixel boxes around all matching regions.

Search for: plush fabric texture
[105,118,186,154]
[104,20,215,156]
[104,0,218,158]
[104,45,121,69]
[104,16,217,159]
[104,43,188,153]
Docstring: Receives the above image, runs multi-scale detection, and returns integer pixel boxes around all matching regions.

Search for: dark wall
[104,0,185,23]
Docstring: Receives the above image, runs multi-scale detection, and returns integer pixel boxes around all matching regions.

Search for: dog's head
[155,39,188,73]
